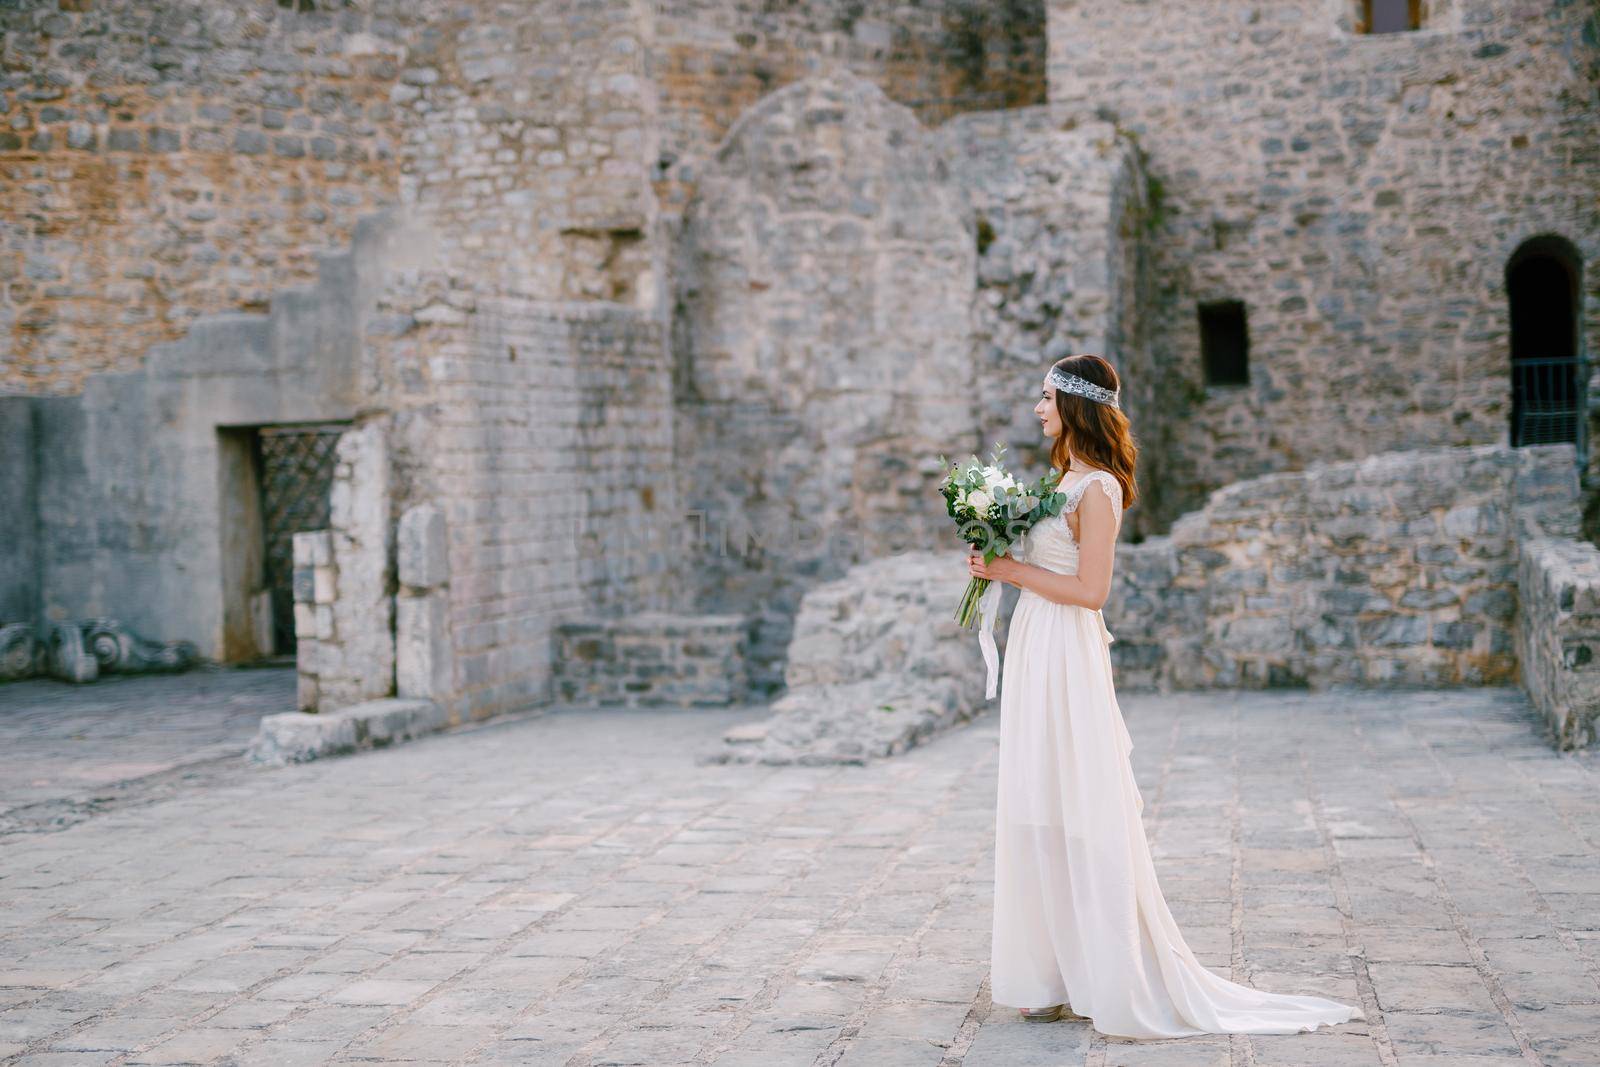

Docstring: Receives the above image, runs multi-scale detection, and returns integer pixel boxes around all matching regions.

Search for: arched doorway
[1507,235,1585,459]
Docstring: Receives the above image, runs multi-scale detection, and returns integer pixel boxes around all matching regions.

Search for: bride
[965,354,1365,1039]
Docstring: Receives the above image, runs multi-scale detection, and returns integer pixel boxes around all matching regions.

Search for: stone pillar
[292,530,336,712]
[396,503,455,718]
[290,419,396,712]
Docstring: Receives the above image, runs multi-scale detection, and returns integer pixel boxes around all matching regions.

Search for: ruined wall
[1048,0,1600,526]
[0,0,411,395]
[1100,442,1578,691]
[939,107,1153,525]
[674,74,979,693]
[650,0,1048,216]
[1518,532,1600,750]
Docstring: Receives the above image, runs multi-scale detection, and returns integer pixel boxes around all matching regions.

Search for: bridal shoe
[1019,1004,1063,1023]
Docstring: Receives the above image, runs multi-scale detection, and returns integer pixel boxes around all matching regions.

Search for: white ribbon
[978,577,1005,700]
[977,531,1028,701]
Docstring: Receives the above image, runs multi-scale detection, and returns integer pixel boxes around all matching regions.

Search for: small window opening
[1363,0,1420,33]
[1199,300,1250,387]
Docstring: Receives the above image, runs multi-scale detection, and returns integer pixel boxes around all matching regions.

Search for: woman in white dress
[966,355,1365,1039]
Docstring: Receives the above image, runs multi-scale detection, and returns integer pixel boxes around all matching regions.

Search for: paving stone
[326,978,437,1006]
[0,1007,95,1043]
[0,670,292,819]
[218,1038,348,1066]
[123,1027,247,1064]
[1380,1010,1522,1057]
[0,687,1595,1065]
[45,1015,185,1052]
[350,1022,484,1059]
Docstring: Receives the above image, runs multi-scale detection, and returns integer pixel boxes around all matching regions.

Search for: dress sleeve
[1085,471,1121,510]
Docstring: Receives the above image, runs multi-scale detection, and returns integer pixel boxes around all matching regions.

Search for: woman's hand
[968,550,1018,585]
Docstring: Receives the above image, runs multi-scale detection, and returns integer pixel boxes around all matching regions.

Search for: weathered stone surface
[6,684,1598,1063]
[1046,0,1599,526]
[4,0,1596,735]
[1106,442,1582,698]
[245,697,446,766]
[1516,533,1600,750]
[554,612,748,708]
[396,504,448,590]
[705,551,986,765]
[675,71,1141,694]
[396,590,453,708]
[292,420,395,713]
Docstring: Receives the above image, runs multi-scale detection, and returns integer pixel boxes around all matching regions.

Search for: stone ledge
[245,698,447,766]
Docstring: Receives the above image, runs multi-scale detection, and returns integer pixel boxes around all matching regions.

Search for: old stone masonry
[1,9,1599,739]
[1,3,1600,1063]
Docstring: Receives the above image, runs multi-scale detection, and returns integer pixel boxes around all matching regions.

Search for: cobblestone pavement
[0,668,296,833]
[1,685,1598,1066]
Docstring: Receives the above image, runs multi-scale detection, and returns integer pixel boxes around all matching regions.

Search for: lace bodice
[1021,469,1124,577]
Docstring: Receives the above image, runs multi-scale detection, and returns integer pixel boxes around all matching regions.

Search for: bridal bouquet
[939,445,1069,699]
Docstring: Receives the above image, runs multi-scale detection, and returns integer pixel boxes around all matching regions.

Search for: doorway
[258,424,347,655]
[1507,235,1584,461]
[218,422,347,662]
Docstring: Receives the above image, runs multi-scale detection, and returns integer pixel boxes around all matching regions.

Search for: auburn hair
[1047,354,1139,511]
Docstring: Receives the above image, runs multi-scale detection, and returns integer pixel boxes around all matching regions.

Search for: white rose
[966,488,994,512]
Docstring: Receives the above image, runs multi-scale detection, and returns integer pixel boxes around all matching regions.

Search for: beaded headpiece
[1046,364,1121,409]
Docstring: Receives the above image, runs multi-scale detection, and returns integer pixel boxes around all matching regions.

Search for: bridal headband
[1046,364,1121,409]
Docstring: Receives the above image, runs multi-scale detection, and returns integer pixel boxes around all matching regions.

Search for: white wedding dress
[990,468,1365,1039]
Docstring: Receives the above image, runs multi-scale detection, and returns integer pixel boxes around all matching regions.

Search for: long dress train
[989,468,1365,1040]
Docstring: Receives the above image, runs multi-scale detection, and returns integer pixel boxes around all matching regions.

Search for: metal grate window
[258,424,346,654]
[1507,241,1583,452]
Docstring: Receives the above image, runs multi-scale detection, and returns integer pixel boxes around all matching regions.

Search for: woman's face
[1036,383,1062,439]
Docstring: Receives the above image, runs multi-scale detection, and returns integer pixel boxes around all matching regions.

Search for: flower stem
[955,577,989,629]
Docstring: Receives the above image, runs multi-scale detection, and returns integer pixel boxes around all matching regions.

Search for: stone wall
[0,0,660,397]
[1046,0,1600,526]
[939,106,1152,487]
[651,0,1048,216]
[1517,536,1600,750]
[0,0,411,394]
[394,0,657,306]
[553,613,748,707]
[673,73,1145,692]
[708,551,988,765]
[1095,442,1580,691]
[3,213,398,662]
[418,297,682,720]
[673,73,982,694]
[0,400,40,623]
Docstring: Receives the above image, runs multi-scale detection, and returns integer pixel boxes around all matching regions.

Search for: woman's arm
[967,479,1118,610]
